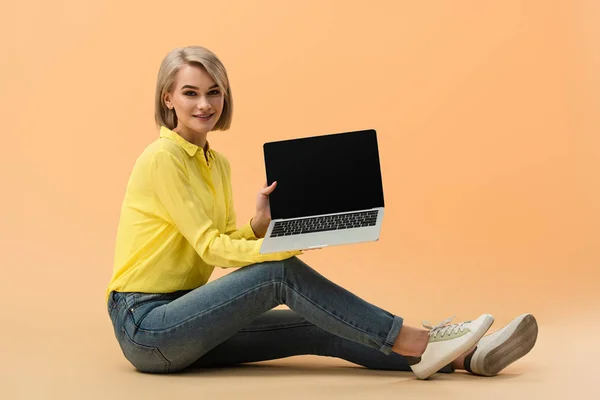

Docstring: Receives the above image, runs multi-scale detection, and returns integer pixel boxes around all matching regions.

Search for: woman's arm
[150,150,299,268]
[223,157,267,239]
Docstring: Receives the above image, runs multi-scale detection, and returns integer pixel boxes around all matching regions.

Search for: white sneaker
[410,314,494,379]
[466,313,538,376]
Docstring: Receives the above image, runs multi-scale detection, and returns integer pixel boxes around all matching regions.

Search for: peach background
[1,0,599,398]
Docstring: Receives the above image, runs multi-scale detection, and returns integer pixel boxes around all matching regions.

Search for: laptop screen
[263,129,384,220]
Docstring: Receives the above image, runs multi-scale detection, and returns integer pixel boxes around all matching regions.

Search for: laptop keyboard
[270,210,379,237]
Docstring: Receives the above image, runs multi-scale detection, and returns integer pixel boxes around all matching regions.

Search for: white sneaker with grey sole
[410,314,494,379]
[466,313,538,376]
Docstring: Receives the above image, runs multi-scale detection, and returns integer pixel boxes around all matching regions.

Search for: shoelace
[422,316,468,338]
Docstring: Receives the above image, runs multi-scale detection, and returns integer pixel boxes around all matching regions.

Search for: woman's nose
[197,96,211,110]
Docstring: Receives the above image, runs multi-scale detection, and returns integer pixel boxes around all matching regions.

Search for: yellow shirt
[106,126,301,300]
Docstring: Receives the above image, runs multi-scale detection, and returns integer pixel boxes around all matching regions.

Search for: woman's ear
[164,93,173,110]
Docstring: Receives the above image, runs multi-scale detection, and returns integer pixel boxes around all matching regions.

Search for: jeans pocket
[119,327,171,373]
[127,293,169,327]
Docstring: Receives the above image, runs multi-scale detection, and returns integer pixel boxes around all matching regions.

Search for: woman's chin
[185,122,213,135]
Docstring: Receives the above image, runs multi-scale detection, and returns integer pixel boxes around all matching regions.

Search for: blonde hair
[155,46,233,131]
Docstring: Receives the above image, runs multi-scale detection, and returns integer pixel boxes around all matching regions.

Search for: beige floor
[3,307,598,400]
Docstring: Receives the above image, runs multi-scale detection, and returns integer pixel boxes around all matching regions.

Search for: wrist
[250,216,270,238]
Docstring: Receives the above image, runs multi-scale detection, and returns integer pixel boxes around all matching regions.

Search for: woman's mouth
[194,114,214,121]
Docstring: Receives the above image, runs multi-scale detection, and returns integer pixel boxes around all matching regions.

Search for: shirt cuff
[241,220,259,240]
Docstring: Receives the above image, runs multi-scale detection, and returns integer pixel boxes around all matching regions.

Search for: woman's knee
[281,255,308,269]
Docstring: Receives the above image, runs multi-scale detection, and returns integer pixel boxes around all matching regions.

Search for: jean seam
[121,327,171,372]
[282,281,389,346]
[134,280,281,333]
[279,260,285,303]
[239,322,314,332]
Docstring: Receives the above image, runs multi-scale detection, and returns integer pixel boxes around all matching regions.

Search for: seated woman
[106,46,538,379]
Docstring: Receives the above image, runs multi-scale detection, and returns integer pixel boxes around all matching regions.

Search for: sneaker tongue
[423,315,456,330]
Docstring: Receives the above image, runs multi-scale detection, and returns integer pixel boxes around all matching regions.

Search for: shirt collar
[159,126,214,159]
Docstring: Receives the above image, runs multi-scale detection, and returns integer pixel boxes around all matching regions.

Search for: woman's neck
[174,126,207,149]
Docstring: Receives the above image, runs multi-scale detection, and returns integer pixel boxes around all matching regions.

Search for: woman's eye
[184,90,220,96]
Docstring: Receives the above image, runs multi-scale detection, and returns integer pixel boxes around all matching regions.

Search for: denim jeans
[107,256,453,374]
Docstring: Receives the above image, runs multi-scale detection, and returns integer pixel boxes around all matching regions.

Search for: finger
[262,181,277,194]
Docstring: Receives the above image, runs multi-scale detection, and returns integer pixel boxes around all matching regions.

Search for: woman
[106,46,538,379]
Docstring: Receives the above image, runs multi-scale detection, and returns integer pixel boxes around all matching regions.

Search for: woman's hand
[250,181,277,238]
[251,181,322,250]
[255,180,276,221]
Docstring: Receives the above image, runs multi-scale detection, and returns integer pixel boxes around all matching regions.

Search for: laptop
[259,129,385,254]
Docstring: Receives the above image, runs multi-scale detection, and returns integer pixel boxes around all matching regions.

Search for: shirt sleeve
[150,150,301,268]
[222,158,260,241]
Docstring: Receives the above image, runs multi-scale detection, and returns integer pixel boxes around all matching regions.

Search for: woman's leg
[188,309,453,373]
[108,256,406,373]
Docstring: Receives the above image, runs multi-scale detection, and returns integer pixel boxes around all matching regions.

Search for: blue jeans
[107,256,453,374]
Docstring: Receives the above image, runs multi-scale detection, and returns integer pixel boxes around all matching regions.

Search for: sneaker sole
[478,314,538,376]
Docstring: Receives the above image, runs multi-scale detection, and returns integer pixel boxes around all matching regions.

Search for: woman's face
[164,64,224,140]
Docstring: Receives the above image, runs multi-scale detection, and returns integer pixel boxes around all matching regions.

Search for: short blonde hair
[155,46,233,131]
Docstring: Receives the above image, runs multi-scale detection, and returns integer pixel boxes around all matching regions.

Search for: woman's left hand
[250,181,277,238]
[255,180,277,222]
[252,181,322,248]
